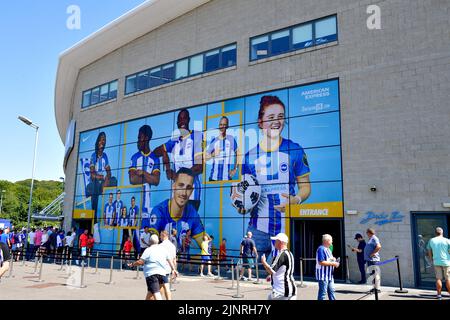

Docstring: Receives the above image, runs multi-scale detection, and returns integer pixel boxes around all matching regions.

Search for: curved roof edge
[54,0,211,142]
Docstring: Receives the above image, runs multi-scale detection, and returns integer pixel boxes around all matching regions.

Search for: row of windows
[82,80,118,109]
[125,44,237,95]
[80,15,338,109]
[250,15,337,61]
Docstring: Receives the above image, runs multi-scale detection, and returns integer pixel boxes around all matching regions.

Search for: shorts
[434,266,450,281]
[242,257,255,269]
[201,255,211,263]
[145,274,165,294]
[162,275,169,284]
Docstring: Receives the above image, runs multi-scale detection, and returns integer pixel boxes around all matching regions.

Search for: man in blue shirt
[349,233,366,284]
[315,234,340,300]
[364,228,381,292]
[426,227,450,300]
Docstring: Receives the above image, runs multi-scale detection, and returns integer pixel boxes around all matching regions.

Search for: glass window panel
[125,75,137,94]
[162,63,175,83]
[149,67,163,87]
[175,59,188,79]
[315,16,337,44]
[82,90,91,108]
[205,49,220,72]
[270,30,290,55]
[137,71,149,90]
[189,54,204,75]
[251,35,269,60]
[221,44,237,68]
[292,23,313,49]
[91,87,100,105]
[99,84,109,102]
[108,81,118,99]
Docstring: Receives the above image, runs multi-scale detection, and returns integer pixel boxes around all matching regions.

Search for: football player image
[129,125,161,224]
[86,132,117,224]
[241,95,311,257]
[113,190,124,226]
[118,206,128,227]
[147,167,205,248]
[205,116,239,181]
[128,196,139,227]
[154,109,203,211]
[103,193,115,226]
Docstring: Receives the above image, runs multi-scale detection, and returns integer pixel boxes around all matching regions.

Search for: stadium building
[55,0,450,288]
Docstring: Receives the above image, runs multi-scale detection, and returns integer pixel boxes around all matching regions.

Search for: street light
[0,190,5,216]
[59,177,65,190]
[18,115,39,235]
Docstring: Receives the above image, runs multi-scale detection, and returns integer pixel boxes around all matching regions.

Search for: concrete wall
[62,0,450,287]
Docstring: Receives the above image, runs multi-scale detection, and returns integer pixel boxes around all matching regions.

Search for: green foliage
[0,179,63,228]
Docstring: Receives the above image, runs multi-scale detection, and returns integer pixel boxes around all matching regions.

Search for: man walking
[159,230,177,299]
[140,227,151,256]
[128,234,177,300]
[427,227,450,300]
[364,228,381,293]
[240,231,258,281]
[316,234,340,300]
[349,233,366,284]
[261,233,296,300]
[79,229,89,265]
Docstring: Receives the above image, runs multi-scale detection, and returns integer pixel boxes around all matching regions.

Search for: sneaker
[242,276,248,281]
[200,273,205,277]
[247,277,253,282]
[437,295,442,300]
[207,273,214,277]
[226,269,232,273]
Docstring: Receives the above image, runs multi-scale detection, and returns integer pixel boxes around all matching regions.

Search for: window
[250,15,337,61]
[205,49,220,72]
[109,81,118,99]
[292,23,313,50]
[150,67,163,87]
[189,54,203,76]
[125,75,137,95]
[137,71,149,91]
[82,90,91,108]
[91,87,100,105]
[162,64,175,83]
[81,80,118,108]
[315,16,337,44]
[271,30,290,55]
[221,44,237,68]
[124,43,237,95]
[175,59,188,80]
[99,84,109,102]
[251,36,269,60]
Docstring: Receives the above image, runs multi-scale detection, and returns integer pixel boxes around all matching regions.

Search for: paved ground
[0,260,446,300]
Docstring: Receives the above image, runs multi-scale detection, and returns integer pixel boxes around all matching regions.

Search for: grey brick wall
[62,0,450,287]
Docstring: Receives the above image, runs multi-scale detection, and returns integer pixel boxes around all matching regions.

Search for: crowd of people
[1,225,449,301]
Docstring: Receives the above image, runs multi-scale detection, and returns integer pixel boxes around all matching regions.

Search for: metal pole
[253,255,262,284]
[33,255,39,274]
[37,254,44,282]
[87,253,91,270]
[120,255,123,272]
[298,258,306,288]
[394,255,408,293]
[345,255,351,284]
[6,254,14,278]
[371,270,378,300]
[232,264,243,298]
[93,252,99,274]
[80,259,87,288]
[26,127,38,257]
[229,261,235,289]
[0,191,4,215]
[59,254,64,271]
[215,253,223,280]
[21,246,26,266]
[106,255,114,285]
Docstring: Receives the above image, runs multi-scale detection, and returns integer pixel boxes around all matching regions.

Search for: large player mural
[74,79,343,257]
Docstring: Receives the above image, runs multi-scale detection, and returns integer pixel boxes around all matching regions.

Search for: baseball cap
[270,233,289,243]
[354,233,363,239]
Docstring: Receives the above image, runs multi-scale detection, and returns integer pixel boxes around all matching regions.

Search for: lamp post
[18,115,39,235]
[0,190,5,216]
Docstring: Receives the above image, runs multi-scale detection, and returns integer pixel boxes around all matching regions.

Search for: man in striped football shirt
[315,234,340,300]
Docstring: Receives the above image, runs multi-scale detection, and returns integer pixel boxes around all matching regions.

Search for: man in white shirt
[139,227,151,256]
[128,234,177,300]
[159,230,177,299]
[26,228,36,261]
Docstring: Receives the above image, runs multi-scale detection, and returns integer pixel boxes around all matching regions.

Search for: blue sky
[0,0,146,182]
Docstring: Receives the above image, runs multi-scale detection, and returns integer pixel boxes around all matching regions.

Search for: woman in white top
[39,229,49,257]
[64,231,75,263]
